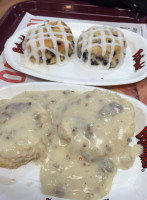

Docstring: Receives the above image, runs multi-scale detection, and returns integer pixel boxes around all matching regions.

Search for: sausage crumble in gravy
[0,89,141,200]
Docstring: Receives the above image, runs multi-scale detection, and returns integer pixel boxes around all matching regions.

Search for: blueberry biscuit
[77,26,127,68]
[23,21,74,65]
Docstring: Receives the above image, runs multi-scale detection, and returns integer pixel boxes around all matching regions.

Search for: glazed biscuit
[23,21,74,65]
[77,26,127,68]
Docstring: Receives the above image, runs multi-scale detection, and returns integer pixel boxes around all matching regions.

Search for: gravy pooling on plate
[0,89,141,200]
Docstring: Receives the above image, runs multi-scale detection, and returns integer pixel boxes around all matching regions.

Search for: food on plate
[0,98,52,169]
[23,21,74,65]
[0,89,141,200]
[40,89,140,200]
[77,26,127,68]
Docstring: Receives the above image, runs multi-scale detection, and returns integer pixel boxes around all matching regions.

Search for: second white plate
[0,82,147,200]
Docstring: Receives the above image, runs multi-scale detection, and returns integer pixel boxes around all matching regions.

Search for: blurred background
[0,0,147,19]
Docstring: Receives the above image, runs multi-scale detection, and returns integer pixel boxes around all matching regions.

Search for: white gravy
[0,89,142,200]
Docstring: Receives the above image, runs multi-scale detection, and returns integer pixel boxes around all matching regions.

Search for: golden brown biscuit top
[77,26,127,68]
[23,21,74,65]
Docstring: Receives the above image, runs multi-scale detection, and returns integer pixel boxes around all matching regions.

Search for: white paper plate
[4,22,147,86]
[0,82,147,200]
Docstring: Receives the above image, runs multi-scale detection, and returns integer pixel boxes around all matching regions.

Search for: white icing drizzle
[78,26,126,68]
[23,21,74,65]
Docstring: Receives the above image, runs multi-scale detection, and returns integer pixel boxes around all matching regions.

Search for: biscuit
[58,89,135,158]
[0,98,52,169]
[77,26,127,68]
[23,21,74,65]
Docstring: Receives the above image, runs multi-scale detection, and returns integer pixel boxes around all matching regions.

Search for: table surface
[0,0,147,106]
[0,0,27,19]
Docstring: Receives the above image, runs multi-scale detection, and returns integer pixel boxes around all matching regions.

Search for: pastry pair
[24,20,127,68]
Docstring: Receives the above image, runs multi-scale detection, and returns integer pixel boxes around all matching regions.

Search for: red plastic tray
[0,0,147,55]
[1,0,147,106]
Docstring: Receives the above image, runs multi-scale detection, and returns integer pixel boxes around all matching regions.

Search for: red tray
[0,0,147,105]
[0,0,147,55]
